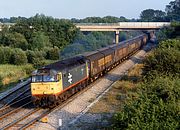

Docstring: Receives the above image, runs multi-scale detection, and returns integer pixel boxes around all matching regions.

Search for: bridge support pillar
[115,31,119,44]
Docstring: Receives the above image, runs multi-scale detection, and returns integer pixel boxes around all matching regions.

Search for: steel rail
[0,81,30,102]
[0,95,31,112]
[0,101,32,120]
[1,108,40,130]
[0,85,30,109]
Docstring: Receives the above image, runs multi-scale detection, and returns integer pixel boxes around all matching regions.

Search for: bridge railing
[76,22,170,28]
[118,22,170,28]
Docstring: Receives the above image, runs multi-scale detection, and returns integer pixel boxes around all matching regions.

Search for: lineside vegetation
[112,23,180,129]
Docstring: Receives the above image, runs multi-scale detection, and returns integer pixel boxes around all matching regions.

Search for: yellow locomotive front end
[31,68,63,107]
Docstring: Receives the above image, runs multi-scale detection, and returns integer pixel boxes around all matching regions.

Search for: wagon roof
[98,47,114,56]
[83,50,104,61]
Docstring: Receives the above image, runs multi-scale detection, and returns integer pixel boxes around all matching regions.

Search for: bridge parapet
[76,22,170,30]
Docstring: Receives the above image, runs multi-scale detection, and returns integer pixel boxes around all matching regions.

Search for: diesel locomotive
[31,34,148,107]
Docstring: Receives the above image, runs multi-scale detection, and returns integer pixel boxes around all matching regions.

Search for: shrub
[0,64,34,90]
[46,46,60,60]
[144,48,180,76]
[11,48,28,65]
[0,46,14,64]
[32,59,46,68]
[112,77,180,130]
[26,50,36,64]
[159,39,180,51]
[21,64,34,75]
[26,50,46,65]
[0,76,3,87]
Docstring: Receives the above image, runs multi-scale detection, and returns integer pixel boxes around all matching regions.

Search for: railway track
[0,74,105,130]
[0,44,152,130]
[0,80,32,129]
[4,52,135,129]
[0,95,32,120]
[0,95,33,129]
[0,80,31,109]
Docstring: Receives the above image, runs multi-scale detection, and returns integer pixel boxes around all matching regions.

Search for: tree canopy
[140,9,166,22]
[9,14,78,49]
[166,0,180,21]
[71,16,129,23]
[140,0,180,22]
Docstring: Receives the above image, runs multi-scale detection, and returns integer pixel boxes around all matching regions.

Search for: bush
[0,46,14,64]
[11,48,28,65]
[112,77,180,130]
[26,50,36,64]
[112,38,180,130]
[26,50,46,65]
[26,50,45,68]
[21,64,34,75]
[0,64,34,90]
[46,46,60,60]
[143,48,180,77]
[0,76,3,87]
[32,59,46,68]
[159,39,180,51]
[0,47,28,65]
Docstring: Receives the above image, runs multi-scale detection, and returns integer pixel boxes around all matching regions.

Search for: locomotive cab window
[43,75,57,82]
[32,75,43,82]
[32,75,58,82]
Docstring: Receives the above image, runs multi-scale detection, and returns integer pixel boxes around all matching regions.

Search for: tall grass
[0,64,34,92]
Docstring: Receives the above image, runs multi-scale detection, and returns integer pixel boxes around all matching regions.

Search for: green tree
[10,14,78,50]
[144,48,180,78]
[166,0,180,21]
[11,48,28,65]
[46,46,60,60]
[29,31,50,50]
[2,32,28,50]
[0,46,14,64]
[113,77,180,130]
[157,22,180,41]
[140,9,166,21]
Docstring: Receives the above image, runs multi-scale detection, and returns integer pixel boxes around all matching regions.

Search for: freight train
[31,34,148,107]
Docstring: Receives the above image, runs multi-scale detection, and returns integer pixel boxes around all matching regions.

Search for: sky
[0,0,172,19]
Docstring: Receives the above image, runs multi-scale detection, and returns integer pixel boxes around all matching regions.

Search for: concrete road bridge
[76,22,170,43]
[0,22,170,44]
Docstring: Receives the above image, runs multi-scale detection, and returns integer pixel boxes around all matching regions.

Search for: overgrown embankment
[0,64,34,92]
[112,38,180,129]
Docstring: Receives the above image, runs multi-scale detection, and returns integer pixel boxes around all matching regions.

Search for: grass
[88,64,144,114]
[88,80,136,114]
[86,64,144,130]
[0,60,57,93]
[0,64,34,92]
[128,64,144,77]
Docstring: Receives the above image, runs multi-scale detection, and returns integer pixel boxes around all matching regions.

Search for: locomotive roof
[43,55,86,72]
